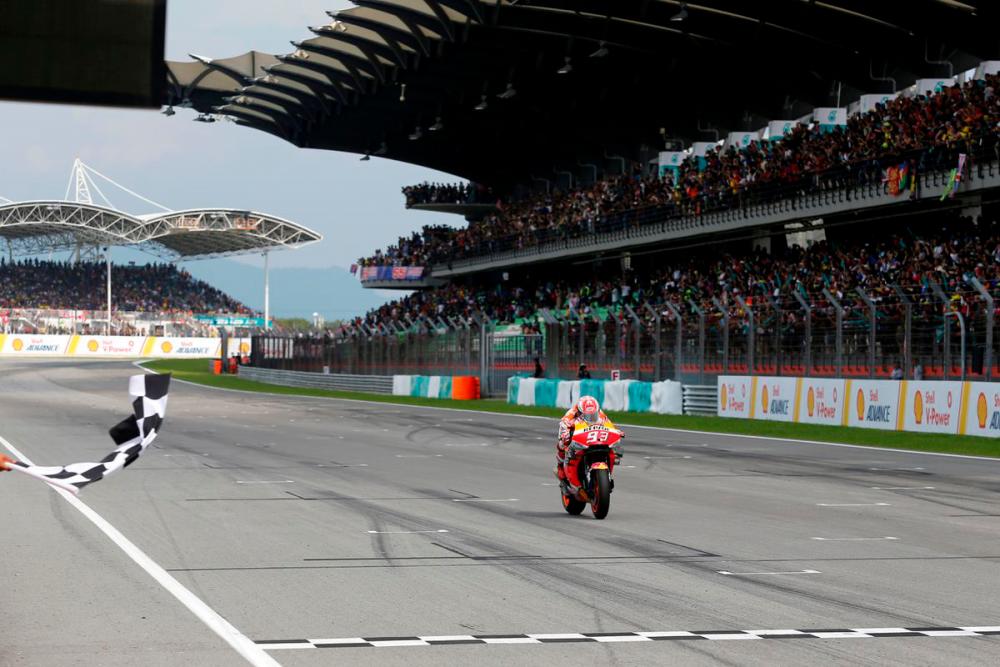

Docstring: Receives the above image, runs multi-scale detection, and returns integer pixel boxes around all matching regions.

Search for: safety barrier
[392,375,481,400]
[718,374,1000,437]
[0,334,248,358]
[682,385,718,416]
[506,376,683,414]
[239,367,395,394]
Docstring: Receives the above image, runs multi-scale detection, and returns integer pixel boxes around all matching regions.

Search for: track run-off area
[1,359,998,666]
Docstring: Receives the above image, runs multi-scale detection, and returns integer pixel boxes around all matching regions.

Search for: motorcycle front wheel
[590,468,611,519]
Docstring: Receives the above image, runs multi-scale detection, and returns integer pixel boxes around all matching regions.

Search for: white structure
[0,160,323,331]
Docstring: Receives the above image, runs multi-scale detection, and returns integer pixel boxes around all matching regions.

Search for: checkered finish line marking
[257,626,1000,650]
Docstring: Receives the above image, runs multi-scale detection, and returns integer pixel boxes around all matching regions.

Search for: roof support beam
[334,14,432,57]
[265,67,350,106]
[295,41,388,84]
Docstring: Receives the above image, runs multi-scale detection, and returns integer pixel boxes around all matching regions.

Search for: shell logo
[160,341,173,353]
[87,340,99,352]
[720,384,728,410]
[913,391,924,424]
[977,393,989,429]
[856,389,865,421]
[761,385,769,413]
[806,387,815,417]
[11,338,23,351]
[947,391,953,409]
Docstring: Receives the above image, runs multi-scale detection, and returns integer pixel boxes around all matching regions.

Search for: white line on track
[642,455,692,460]
[367,529,449,534]
[235,480,294,484]
[452,498,518,502]
[0,434,278,667]
[135,363,1000,464]
[816,503,891,507]
[395,454,443,458]
[718,569,821,576]
[811,536,898,541]
[870,486,935,490]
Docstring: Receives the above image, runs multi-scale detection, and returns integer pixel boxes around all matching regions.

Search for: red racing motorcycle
[560,423,622,519]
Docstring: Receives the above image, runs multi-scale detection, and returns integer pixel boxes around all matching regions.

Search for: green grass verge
[141,359,1000,458]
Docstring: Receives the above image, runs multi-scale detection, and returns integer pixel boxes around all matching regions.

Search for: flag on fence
[4,374,170,494]
[940,153,967,201]
[392,266,407,280]
[349,263,358,275]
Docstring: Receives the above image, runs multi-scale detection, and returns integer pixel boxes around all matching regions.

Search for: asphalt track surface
[1,359,999,666]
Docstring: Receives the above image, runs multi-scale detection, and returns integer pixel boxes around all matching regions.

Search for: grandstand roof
[0,201,322,259]
[168,1,995,187]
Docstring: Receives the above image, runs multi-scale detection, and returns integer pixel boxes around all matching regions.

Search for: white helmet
[577,395,601,425]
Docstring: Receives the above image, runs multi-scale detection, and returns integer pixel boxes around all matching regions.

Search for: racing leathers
[555,406,622,492]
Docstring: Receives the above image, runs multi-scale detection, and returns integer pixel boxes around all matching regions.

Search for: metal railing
[238,366,394,394]
[427,144,1000,276]
[251,278,995,395]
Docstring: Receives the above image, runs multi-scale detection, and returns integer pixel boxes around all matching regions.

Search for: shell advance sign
[717,376,1000,437]
[965,382,1000,436]
[845,379,900,431]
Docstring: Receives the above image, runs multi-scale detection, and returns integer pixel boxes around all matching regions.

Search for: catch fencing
[251,277,997,395]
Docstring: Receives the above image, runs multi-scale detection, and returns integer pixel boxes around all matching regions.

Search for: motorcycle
[560,423,622,519]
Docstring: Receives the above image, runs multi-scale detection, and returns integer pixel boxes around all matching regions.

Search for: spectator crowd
[362,74,1000,268]
[403,182,494,208]
[0,259,252,314]
[347,215,1000,336]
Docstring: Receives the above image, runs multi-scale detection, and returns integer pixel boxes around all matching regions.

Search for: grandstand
[0,159,321,334]
[169,0,1000,393]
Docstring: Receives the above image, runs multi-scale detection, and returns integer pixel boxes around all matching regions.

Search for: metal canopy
[0,201,323,259]
[167,0,995,188]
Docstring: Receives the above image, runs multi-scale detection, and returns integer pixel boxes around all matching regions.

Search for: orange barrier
[451,376,481,400]
[210,359,222,374]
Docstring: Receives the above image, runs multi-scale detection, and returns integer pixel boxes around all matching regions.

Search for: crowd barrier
[506,376,683,415]
[718,375,1000,437]
[392,375,481,400]
[0,334,249,359]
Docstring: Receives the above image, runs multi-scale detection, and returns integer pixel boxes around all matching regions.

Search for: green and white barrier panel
[392,375,480,400]
[506,376,682,415]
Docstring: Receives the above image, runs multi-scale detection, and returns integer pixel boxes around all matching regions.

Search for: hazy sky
[0,0,461,272]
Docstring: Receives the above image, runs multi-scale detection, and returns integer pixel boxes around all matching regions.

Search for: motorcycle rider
[555,395,622,492]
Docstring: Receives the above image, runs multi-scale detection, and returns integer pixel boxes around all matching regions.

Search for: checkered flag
[4,374,170,495]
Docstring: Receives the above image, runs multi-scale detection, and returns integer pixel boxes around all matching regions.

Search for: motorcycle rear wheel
[561,491,586,515]
[590,468,611,519]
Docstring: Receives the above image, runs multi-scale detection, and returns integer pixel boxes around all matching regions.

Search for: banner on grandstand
[900,380,963,435]
[359,266,425,282]
[909,78,956,97]
[724,131,760,150]
[845,379,901,430]
[764,121,798,141]
[717,375,754,418]
[0,334,70,355]
[193,314,267,327]
[658,151,686,178]
[974,61,1000,81]
[849,93,899,117]
[798,377,845,426]
[752,376,798,422]
[812,107,847,131]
